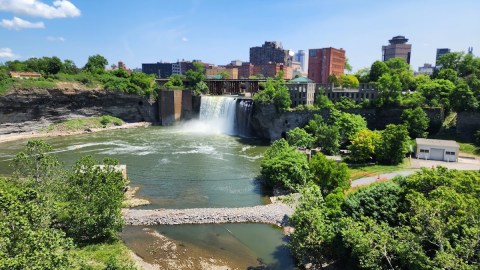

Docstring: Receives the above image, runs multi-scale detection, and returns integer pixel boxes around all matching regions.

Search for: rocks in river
[123,203,294,227]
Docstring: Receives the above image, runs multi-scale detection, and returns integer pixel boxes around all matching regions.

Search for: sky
[0,0,479,72]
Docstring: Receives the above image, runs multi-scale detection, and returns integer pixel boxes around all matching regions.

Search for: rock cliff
[0,88,157,134]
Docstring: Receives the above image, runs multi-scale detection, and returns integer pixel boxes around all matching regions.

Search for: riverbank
[0,121,151,143]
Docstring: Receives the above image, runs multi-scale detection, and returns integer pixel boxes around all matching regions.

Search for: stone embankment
[123,203,294,227]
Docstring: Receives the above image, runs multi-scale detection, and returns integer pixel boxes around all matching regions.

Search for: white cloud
[47,36,65,42]
[0,48,17,58]
[182,37,189,42]
[0,16,44,30]
[0,0,81,19]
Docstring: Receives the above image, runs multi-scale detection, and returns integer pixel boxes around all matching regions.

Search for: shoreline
[0,122,152,144]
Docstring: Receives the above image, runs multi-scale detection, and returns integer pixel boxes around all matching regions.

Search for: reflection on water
[0,126,295,269]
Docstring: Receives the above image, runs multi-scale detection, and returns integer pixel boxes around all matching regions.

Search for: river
[0,125,296,269]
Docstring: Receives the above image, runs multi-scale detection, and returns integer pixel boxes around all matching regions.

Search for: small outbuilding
[415,138,459,162]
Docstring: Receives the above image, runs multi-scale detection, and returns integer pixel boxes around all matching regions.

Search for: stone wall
[456,112,480,142]
[0,88,156,134]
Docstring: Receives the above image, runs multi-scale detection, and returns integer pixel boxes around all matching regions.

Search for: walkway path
[123,203,294,227]
[350,170,417,187]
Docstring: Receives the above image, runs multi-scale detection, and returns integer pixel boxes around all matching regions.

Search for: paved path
[351,170,417,187]
[123,203,294,227]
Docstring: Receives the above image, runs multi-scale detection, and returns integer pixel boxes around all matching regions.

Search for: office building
[382,35,412,64]
[436,48,450,66]
[249,41,292,66]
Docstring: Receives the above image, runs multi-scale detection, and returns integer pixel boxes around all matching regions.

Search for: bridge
[156,78,266,95]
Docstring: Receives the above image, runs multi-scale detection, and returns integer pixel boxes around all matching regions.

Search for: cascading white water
[199,96,237,135]
[181,96,253,136]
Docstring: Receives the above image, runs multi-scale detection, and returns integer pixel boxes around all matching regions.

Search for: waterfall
[193,96,253,137]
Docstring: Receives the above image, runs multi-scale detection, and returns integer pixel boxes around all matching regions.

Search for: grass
[347,158,411,180]
[70,240,137,269]
[45,116,124,132]
[459,142,480,157]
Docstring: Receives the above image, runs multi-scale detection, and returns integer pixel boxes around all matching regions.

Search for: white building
[416,138,459,162]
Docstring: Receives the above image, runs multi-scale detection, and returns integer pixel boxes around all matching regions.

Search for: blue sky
[1,0,479,72]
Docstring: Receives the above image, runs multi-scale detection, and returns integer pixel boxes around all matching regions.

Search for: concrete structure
[9,71,42,79]
[418,63,434,75]
[416,138,459,162]
[285,77,316,107]
[308,47,345,84]
[435,48,450,66]
[158,90,195,125]
[382,36,412,64]
[321,83,378,102]
[249,41,292,66]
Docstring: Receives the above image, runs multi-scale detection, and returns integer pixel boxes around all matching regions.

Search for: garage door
[430,148,444,161]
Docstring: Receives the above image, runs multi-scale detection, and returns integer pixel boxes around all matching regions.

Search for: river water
[0,125,296,269]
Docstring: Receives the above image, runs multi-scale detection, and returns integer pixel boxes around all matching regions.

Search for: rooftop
[289,77,314,83]
[416,138,459,148]
[389,35,409,45]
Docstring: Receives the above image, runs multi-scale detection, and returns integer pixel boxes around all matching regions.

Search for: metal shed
[415,138,459,162]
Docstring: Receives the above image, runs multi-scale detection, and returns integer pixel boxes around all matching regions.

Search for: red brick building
[308,47,345,84]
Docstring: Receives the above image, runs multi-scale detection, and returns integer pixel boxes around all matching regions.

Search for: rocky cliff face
[251,104,444,141]
[0,88,157,134]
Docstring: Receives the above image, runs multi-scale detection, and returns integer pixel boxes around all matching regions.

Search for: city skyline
[0,0,479,72]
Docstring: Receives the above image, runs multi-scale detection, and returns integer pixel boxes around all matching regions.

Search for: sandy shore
[0,122,152,144]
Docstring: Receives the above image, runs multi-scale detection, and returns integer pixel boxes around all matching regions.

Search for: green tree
[287,127,315,148]
[376,73,402,106]
[62,59,78,74]
[401,107,430,138]
[375,124,410,165]
[344,57,352,72]
[44,56,62,75]
[0,179,72,269]
[84,54,108,74]
[164,74,184,89]
[316,123,340,155]
[334,96,358,110]
[219,71,230,79]
[253,73,291,112]
[185,62,206,88]
[309,153,350,196]
[314,87,334,109]
[417,79,455,111]
[436,68,458,83]
[260,139,309,191]
[450,81,478,112]
[436,52,463,70]
[410,74,431,91]
[61,156,125,243]
[369,61,389,82]
[347,129,381,163]
[329,109,367,141]
[129,71,154,95]
[354,67,370,83]
[400,91,426,108]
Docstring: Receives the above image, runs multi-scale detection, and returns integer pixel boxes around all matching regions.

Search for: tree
[369,61,389,82]
[347,129,381,163]
[61,156,125,243]
[287,127,315,148]
[260,139,309,191]
[436,52,463,70]
[334,96,358,110]
[329,109,367,141]
[289,184,337,266]
[164,74,184,89]
[354,67,370,83]
[63,59,78,74]
[344,58,352,72]
[84,54,108,74]
[309,153,350,196]
[417,79,455,111]
[253,73,291,112]
[315,123,340,155]
[436,68,458,83]
[376,73,402,106]
[129,71,154,94]
[0,179,72,269]
[185,62,206,88]
[375,124,410,165]
[450,81,478,112]
[314,87,333,109]
[401,107,429,138]
[219,71,230,79]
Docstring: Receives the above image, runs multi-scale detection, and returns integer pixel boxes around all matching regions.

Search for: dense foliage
[375,124,410,165]
[286,127,315,148]
[347,129,381,164]
[401,107,429,138]
[254,72,291,112]
[289,167,480,269]
[309,153,349,197]
[1,140,131,268]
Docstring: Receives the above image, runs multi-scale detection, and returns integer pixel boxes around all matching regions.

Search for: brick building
[308,47,345,84]
[206,66,239,79]
[249,41,292,66]
[382,36,412,64]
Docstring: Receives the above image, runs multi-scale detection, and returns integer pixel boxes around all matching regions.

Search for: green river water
[0,125,296,269]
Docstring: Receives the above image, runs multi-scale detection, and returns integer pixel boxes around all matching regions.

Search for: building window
[446,151,455,155]
[420,149,429,153]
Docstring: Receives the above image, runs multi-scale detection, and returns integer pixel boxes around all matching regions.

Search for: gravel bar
[123,203,294,227]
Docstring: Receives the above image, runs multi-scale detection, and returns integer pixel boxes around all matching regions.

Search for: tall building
[295,50,306,71]
[382,35,412,64]
[142,62,177,78]
[436,48,450,66]
[249,41,292,66]
[308,47,345,84]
